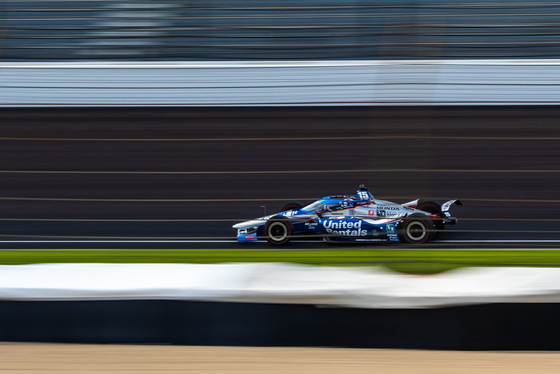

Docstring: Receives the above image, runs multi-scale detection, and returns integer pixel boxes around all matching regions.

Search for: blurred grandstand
[2,0,560,61]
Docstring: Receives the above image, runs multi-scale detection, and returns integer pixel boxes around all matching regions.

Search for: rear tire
[416,200,442,215]
[265,216,293,246]
[417,200,443,238]
[399,214,432,244]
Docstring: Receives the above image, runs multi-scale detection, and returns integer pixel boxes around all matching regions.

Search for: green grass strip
[1,248,560,274]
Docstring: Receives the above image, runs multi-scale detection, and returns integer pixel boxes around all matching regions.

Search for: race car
[233,185,461,245]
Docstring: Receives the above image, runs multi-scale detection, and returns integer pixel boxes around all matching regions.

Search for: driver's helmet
[323,202,342,211]
[357,184,374,200]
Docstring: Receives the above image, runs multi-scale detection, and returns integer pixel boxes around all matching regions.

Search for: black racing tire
[399,214,432,244]
[417,200,444,238]
[281,201,304,212]
[416,200,442,215]
[264,216,293,246]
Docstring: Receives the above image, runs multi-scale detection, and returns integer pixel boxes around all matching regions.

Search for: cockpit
[303,199,347,212]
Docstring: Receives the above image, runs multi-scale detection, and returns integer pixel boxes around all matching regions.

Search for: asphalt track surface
[2,106,560,250]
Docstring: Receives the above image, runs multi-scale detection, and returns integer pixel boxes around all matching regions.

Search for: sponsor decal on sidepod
[323,220,368,237]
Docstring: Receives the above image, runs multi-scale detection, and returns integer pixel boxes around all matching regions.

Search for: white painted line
[0,240,236,243]
[2,169,560,175]
[0,240,320,244]
[434,240,560,243]
[4,59,560,69]
[0,239,560,244]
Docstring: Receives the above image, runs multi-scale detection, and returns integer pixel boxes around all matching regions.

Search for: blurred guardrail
[2,60,560,106]
[4,263,560,308]
[2,1,560,61]
[3,264,560,349]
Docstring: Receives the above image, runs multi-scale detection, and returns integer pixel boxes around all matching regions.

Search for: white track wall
[2,263,560,309]
[2,60,560,107]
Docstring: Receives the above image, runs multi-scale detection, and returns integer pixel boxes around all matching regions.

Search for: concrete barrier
[2,60,560,106]
[2,263,560,348]
[2,263,560,308]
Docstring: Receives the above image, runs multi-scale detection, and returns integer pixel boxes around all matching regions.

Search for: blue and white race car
[233,185,461,245]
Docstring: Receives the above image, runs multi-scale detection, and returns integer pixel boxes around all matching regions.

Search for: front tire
[281,201,303,212]
[399,215,432,244]
[265,216,293,246]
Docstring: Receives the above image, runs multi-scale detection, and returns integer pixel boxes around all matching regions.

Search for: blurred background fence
[2,0,560,61]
